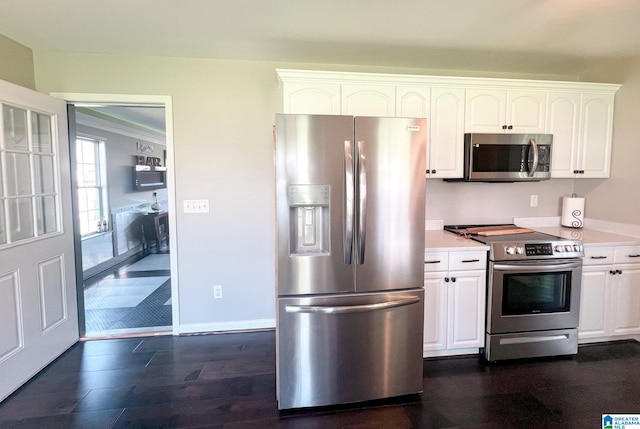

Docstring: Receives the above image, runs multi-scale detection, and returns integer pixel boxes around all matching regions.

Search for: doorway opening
[63,96,177,339]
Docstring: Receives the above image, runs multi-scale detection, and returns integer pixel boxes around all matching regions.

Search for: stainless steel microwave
[457,133,552,182]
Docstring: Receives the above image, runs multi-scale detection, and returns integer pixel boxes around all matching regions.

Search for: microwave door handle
[344,140,354,265]
[528,138,539,177]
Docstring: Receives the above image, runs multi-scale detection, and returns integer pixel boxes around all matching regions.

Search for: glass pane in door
[35,195,57,235]
[3,105,28,150]
[5,152,32,196]
[31,112,53,153]
[34,154,55,194]
[0,203,6,244]
[7,197,34,241]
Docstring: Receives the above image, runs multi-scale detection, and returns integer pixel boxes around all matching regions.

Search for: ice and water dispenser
[287,184,330,255]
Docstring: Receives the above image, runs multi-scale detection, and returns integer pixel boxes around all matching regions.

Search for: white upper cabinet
[465,88,546,133]
[577,93,615,178]
[282,82,340,115]
[341,84,395,116]
[548,92,614,178]
[277,69,618,179]
[428,87,465,178]
[547,92,581,178]
[396,86,429,118]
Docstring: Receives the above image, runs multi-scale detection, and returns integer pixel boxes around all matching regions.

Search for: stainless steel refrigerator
[275,114,426,410]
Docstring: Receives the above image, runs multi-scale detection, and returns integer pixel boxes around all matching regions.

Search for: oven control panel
[493,240,584,260]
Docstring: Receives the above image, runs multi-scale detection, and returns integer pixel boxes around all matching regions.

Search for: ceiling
[77,105,166,135]
[1,0,640,75]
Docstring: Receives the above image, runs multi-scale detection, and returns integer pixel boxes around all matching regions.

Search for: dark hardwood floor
[0,331,638,428]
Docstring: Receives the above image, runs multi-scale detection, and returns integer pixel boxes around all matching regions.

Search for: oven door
[487,259,582,334]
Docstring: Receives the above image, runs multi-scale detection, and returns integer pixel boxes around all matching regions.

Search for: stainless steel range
[445,225,584,361]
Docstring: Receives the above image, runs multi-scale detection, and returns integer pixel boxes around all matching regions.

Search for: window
[0,104,60,245]
[75,137,108,236]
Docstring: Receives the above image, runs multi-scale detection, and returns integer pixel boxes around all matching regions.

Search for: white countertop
[424,226,640,253]
[425,230,489,252]
[533,226,640,246]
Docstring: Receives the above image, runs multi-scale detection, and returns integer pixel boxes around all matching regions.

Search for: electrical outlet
[530,194,538,207]
[213,284,223,299]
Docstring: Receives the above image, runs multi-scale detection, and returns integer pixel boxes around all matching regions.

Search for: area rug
[124,254,170,272]
[84,276,170,310]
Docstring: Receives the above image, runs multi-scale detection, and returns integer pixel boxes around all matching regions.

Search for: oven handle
[492,260,582,272]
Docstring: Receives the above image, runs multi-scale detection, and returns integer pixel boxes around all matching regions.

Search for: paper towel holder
[561,193,584,229]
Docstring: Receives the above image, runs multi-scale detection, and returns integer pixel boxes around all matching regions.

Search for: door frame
[52,93,179,336]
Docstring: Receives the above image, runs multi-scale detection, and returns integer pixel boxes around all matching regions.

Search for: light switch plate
[184,199,210,213]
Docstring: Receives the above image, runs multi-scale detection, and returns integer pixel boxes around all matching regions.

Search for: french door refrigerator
[275,114,426,410]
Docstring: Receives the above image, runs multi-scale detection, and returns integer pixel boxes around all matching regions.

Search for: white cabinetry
[396,86,429,118]
[423,250,486,356]
[277,69,619,179]
[579,245,640,340]
[547,92,580,178]
[577,93,615,178]
[549,92,614,178]
[341,84,395,116]
[282,82,341,115]
[465,89,546,133]
[427,87,465,178]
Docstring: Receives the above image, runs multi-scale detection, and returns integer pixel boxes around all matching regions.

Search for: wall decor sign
[137,142,154,154]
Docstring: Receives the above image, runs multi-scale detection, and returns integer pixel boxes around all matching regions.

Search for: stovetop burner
[444,224,584,261]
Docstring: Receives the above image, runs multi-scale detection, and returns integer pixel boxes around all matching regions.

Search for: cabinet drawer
[614,246,640,264]
[449,251,487,271]
[583,246,614,265]
[425,251,449,272]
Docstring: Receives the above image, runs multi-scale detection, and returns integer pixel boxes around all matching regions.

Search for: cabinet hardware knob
[616,269,622,274]
[502,125,507,130]
[432,170,436,174]
[445,277,449,282]
[451,277,456,282]
[507,125,513,130]
[610,270,616,275]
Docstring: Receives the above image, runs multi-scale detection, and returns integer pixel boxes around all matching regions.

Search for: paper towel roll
[562,196,585,228]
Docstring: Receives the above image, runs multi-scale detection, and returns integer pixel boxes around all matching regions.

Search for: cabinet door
[610,265,640,335]
[429,87,465,179]
[341,84,395,116]
[396,86,429,118]
[447,270,486,350]
[506,90,547,133]
[282,82,341,114]
[577,93,614,178]
[423,272,448,352]
[547,92,581,178]
[465,89,506,133]
[579,266,612,339]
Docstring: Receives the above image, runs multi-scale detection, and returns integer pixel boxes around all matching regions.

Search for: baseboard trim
[175,318,276,335]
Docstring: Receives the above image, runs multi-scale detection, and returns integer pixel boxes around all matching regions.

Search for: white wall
[31,51,630,332]
[426,179,575,225]
[34,53,280,330]
[0,33,34,89]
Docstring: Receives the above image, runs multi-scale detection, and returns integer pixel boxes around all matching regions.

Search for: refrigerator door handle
[285,296,420,314]
[356,140,367,265]
[344,140,354,264]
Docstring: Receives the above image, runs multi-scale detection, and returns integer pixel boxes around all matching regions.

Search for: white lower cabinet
[579,245,640,340]
[423,250,486,356]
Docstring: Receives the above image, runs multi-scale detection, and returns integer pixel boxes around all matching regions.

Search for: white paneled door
[0,79,78,401]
